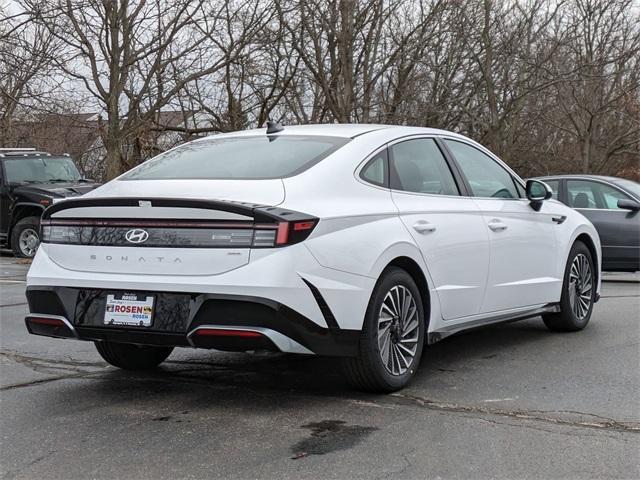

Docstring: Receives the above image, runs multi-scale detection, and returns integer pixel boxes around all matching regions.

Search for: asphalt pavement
[1,257,638,479]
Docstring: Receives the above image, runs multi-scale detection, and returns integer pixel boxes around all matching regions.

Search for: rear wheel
[542,241,595,332]
[11,216,40,258]
[343,267,425,393]
[95,342,173,370]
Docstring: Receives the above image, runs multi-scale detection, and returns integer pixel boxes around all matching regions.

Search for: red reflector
[29,317,64,326]
[276,222,289,245]
[195,328,262,338]
[293,221,315,231]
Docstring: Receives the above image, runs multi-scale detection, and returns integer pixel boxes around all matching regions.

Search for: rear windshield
[121,135,349,180]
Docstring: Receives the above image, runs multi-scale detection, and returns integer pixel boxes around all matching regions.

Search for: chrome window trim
[355,134,466,198]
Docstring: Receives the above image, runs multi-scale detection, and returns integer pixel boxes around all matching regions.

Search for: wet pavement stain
[290,420,377,459]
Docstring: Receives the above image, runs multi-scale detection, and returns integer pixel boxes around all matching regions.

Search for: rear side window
[389,139,459,195]
[122,135,349,180]
[360,149,388,187]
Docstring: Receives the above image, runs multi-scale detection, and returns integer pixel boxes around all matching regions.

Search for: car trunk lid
[40,194,316,276]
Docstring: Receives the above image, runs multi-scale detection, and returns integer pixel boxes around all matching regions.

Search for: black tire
[342,267,425,393]
[95,341,173,370]
[542,241,596,332]
[11,216,41,258]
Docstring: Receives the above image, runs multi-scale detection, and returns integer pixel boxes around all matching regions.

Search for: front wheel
[542,241,596,332]
[342,267,425,393]
[95,342,173,370]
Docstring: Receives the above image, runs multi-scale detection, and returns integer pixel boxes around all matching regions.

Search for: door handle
[488,219,508,232]
[413,221,436,234]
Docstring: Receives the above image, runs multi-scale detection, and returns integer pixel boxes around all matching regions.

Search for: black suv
[0,149,100,257]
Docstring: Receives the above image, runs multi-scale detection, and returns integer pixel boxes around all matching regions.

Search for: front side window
[122,135,349,180]
[3,157,81,184]
[445,140,520,199]
[389,138,459,195]
[567,180,631,209]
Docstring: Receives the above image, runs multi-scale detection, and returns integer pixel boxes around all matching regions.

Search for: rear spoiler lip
[42,197,312,223]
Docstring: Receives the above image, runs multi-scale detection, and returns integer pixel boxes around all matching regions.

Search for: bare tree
[538,0,640,175]
[4,0,638,180]
[23,0,260,178]
[0,3,63,146]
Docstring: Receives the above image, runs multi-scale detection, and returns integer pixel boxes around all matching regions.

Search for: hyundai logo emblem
[125,229,149,244]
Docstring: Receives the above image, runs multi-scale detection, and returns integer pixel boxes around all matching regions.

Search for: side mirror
[526,180,552,211]
[617,198,640,211]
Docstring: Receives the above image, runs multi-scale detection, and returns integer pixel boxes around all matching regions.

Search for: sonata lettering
[89,255,182,263]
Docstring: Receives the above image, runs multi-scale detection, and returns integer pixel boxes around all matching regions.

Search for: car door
[388,137,490,320]
[565,179,640,270]
[443,138,563,313]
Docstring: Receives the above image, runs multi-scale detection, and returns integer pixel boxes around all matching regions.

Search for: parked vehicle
[25,124,601,392]
[532,175,639,272]
[0,149,100,257]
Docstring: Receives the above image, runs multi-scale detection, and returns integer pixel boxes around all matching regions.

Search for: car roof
[534,174,623,183]
[192,123,461,140]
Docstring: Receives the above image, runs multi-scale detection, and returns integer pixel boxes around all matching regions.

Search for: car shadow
[57,317,556,404]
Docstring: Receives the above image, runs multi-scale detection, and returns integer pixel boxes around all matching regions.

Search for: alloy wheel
[18,228,39,257]
[568,253,592,320]
[377,285,420,375]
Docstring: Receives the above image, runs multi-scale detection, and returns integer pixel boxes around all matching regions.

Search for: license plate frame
[103,293,155,327]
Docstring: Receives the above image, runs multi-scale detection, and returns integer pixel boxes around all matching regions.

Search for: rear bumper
[25,286,361,356]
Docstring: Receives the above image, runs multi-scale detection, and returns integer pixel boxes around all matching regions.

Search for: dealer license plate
[104,293,154,327]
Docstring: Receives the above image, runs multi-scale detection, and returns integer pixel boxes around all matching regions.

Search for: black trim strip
[42,197,314,224]
[301,278,340,330]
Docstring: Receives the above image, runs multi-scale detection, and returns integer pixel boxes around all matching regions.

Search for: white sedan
[25,123,601,392]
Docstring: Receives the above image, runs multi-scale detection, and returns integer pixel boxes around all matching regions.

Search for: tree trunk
[105,99,123,180]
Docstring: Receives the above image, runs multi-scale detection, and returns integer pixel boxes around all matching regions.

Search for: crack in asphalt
[2,350,639,436]
[386,393,640,434]
[0,350,107,370]
[0,302,28,308]
[600,294,640,298]
[0,351,109,390]
[1,372,98,391]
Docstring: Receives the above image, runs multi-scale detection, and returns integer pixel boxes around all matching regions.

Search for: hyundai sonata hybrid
[25,123,601,392]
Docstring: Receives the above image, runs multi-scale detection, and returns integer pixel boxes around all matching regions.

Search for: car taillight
[40,218,317,248]
[274,220,317,246]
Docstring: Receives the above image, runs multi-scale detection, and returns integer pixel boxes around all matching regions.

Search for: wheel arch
[574,232,600,289]
[8,203,44,246]
[381,256,431,334]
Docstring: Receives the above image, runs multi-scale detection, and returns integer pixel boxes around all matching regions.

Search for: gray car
[533,175,640,272]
